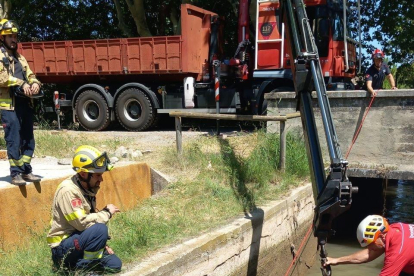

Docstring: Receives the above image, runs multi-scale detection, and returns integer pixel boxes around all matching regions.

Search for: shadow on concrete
[0,176,11,182]
[34,181,42,193]
[349,97,373,146]
[218,138,264,275]
[245,208,264,276]
[18,185,27,197]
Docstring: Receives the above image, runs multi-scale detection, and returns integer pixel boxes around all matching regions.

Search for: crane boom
[280,0,358,274]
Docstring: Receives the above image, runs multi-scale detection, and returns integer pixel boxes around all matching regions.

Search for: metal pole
[279,120,286,172]
[213,60,221,136]
[343,0,349,72]
[54,91,61,130]
[175,116,182,155]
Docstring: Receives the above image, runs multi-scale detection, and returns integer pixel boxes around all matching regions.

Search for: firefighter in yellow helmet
[47,145,122,273]
[0,19,42,185]
[324,215,414,275]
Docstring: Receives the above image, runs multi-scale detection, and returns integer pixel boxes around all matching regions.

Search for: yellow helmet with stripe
[356,215,389,247]
[0,19,19,36]
[72,145,113,173]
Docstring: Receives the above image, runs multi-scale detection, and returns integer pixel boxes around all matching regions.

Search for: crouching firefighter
[47,145,122,273]
[0,19,42,185]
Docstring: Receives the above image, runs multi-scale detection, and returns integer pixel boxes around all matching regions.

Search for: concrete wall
[0,163,152,251]
[265,90,414,173]
[122,183,316,276]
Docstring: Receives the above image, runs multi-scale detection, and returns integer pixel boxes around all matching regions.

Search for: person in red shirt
[325,215,414,276]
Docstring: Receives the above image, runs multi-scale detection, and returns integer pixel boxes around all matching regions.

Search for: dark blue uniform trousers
[1,98,35,177]
[51,223,122,273]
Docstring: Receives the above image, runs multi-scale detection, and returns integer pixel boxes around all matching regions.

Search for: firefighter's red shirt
[380,223,414,275]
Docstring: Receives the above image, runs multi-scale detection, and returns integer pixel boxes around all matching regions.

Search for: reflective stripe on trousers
[1,97,35,177]
[51,223,122,273]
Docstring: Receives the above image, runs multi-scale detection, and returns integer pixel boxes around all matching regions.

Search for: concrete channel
[122,184,316,276]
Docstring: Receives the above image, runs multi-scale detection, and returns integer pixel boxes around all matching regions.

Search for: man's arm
[366,80,377,96]
[325,247,384,266]
[0,60,25,88]
[386,74,397,90]
[59,191,111,231]
[20,55,42,94]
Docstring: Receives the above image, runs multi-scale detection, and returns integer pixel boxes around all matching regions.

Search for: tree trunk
[170,5,179,35]
[0,0,11,19]
[112,0,133,37]
[159,3,167,36]
[125,0,152,37]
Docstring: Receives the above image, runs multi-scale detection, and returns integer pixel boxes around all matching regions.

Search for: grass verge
[33,130,128,158]
[0,130,309,275]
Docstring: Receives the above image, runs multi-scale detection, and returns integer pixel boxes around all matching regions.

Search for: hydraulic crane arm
[280,0,358,274]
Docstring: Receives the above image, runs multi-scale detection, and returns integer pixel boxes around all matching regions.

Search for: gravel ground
[0,129,213,188]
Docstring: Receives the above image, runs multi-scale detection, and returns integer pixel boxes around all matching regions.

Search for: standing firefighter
[47,145,122,274]
[365,49,397,97]
[0,19,42,185]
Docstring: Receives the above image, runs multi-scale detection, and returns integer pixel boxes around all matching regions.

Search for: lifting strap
[345,93,377,159]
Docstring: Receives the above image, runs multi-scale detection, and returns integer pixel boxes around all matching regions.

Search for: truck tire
[115,88,155,131]
[75,90,110,131]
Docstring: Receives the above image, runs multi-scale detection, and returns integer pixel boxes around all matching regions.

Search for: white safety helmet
[356,215,389,247]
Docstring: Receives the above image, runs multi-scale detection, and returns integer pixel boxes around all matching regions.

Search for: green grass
[0,131,309,275]
[33,130,127,158]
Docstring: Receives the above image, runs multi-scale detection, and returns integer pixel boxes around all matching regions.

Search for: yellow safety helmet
[72,145,113,173]
[0,19,18,36]
[356,215,389,247]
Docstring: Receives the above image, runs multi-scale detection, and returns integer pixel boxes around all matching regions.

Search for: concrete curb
[151,168,176,194]
[121,183,315,276]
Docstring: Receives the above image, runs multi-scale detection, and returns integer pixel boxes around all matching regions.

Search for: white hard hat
[356,215,389,247]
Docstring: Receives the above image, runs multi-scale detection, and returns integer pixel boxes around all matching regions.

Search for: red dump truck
[18,1,358,131]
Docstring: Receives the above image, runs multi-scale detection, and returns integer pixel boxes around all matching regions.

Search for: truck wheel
[75,90,110,131]
[115,88,155,131]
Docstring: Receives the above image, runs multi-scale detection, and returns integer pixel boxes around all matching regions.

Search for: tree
[0,0,11,19]
[112,0,151,37]
[395,63,414,89]
[11,0,121,41]
[354,0,414,64]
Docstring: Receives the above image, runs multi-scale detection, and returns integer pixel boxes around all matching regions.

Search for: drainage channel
[307,179,414,276]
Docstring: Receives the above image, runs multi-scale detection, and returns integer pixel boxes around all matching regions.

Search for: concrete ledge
[122,183,316,276]
[266,89,414,173]
[265,89,414,100]
[348,168,414,181]
[0,163,152,251]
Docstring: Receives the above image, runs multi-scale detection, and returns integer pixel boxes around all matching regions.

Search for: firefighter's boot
[11,174,26,186]
[22,173,41,182]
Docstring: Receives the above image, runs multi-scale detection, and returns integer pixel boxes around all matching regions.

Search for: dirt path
[0,129,210,187]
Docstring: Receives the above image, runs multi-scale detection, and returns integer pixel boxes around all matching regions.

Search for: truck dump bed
[18,4,216,83]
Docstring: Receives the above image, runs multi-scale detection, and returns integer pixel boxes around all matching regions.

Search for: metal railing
[169,111,301,172]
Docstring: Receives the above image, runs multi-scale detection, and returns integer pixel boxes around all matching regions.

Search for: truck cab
[254,0,357,89]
